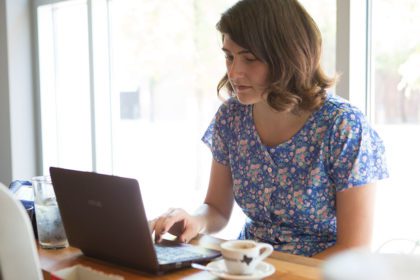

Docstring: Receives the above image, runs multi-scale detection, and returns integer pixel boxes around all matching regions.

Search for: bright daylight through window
[34,0,418,245]
[370,0,420,251]
[36,0,92,173]
[35,0,336,239]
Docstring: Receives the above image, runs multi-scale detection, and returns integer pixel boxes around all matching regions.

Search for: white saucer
[206,259,275,280]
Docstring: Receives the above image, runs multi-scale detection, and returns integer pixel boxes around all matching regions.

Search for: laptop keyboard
[154,244,208,264]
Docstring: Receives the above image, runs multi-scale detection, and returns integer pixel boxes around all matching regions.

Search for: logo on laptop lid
[88,199,103,208]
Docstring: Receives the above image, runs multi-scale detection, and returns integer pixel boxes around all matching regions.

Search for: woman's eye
[244,57,257,62]
[225,55,234,62]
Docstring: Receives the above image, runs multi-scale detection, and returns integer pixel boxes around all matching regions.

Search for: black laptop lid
[49,167,159,272]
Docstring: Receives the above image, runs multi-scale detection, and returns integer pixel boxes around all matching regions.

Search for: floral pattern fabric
[202,94,388,256]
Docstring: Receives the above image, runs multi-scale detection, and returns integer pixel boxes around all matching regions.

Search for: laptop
[49,167,221,274]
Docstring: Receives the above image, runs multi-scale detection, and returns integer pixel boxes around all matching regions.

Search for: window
[108,0,237,219]
[36,1,92,172]
[370,0,420,249]
[34,0,238,223]
[35,0,417,246]
[34,0,337,239]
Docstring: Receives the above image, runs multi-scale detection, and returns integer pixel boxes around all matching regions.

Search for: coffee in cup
[220,240,273,275]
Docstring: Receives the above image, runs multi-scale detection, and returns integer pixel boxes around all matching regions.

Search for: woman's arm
[200,158,235,233]
[312,183,376,259]
[152,159,234,243]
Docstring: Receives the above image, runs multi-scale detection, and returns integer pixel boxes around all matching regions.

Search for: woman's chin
[235,94,262,106]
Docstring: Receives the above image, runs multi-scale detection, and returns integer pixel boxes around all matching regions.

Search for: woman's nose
[227,60,243,79]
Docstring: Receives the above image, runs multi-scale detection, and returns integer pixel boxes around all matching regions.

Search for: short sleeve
[201,102,231,166]
[328,109,388,192]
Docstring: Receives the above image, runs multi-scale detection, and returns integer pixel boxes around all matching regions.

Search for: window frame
[335,0,371,116]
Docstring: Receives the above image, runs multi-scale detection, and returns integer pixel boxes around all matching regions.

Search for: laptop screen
[49,167,220,273]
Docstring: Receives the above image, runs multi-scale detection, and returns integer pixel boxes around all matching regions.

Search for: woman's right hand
[150,208,202,243]
[150,160,234,243]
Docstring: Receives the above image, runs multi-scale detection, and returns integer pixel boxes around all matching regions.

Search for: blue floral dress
[202,94,388,256]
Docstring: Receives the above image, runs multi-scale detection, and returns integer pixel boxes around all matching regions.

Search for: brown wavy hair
[216,0,336,113]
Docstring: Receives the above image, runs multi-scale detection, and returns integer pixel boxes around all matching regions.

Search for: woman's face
[222,34,270,105]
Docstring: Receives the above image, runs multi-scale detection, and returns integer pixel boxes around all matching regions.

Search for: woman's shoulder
[319,94,366,123]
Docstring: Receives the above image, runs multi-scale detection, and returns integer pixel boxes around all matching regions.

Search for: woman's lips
[235,85,252,92]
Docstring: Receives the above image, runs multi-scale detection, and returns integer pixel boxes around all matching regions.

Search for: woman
[152,0,388,259]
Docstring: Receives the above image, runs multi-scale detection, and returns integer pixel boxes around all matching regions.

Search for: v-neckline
[250,106,314,146]
[247,104,319,166]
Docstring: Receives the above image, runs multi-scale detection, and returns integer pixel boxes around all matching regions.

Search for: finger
[153,219,170,242]
[153,217,170,242]
[167,220,185,236]
[178,225,199,244]
[154,214,184,242]
[153,209,177,232]
[161,213,186,233]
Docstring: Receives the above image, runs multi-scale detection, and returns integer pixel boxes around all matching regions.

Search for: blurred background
[1,0,419,252]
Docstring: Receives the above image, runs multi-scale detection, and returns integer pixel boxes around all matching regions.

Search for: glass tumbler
[32,176,68,249]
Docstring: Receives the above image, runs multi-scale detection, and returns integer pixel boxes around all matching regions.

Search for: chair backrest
[0,183,43,280]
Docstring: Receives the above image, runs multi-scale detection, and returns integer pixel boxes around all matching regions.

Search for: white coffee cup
[220,240,273,275]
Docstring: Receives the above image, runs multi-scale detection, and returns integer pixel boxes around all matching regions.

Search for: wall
[0,0,37,184]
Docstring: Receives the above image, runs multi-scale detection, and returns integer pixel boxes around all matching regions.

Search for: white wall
[0,0,37,184]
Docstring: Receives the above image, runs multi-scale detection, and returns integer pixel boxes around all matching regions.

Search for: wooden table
[39,235,323,279]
